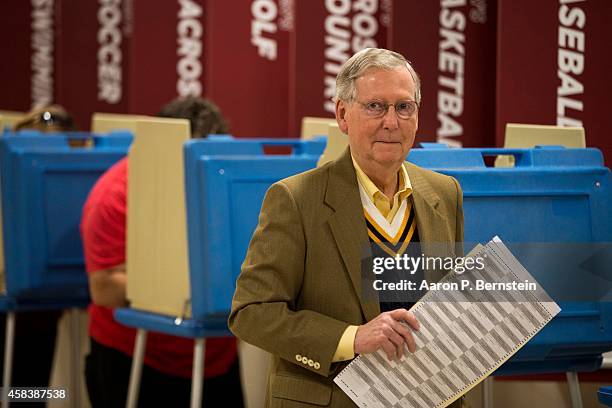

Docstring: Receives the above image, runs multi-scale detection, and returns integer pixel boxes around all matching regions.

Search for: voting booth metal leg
[566,371,583,408]
[69,308,80,408]
[2,312,15,408]
[126,329,147,408]
[483,377,494,408]
[191,338,205,408]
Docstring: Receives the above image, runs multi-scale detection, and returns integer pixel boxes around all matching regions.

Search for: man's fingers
[405,312,420,331]
[385,329,405,359]
[393,321,416,353]
[389,308,420,330]
[381,339,396,361]
[361,311,421,359]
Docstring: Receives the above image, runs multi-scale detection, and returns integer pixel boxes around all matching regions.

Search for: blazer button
[314,362,320,370]
[295,354,302,362]
[307,359,314,367]
[301,356,308,364]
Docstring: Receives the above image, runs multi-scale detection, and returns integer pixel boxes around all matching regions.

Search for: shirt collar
[351,155,412,202]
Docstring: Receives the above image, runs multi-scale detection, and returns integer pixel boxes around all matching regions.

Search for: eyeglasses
[357,100,419,119]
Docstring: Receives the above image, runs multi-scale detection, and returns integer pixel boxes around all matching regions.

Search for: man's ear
[335,100,349,134]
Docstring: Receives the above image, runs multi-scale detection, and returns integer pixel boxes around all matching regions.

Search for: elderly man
[230,48,464,407]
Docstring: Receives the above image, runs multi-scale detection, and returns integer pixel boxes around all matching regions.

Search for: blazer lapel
[325,149,380,322]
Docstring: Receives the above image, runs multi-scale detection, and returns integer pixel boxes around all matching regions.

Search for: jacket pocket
[270,374,332,406]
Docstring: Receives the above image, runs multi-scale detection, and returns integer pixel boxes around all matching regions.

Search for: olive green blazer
[229,148,464,407]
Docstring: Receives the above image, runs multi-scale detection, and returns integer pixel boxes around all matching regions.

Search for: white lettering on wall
[437,0,466,147]
[31,0,54,108]
[177,0,203,97]
[98,0,123,104]
[557,0,586,127]
[251,0,278,60]
[323,0,379,114]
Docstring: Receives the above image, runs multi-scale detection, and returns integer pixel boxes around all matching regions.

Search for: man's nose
[382,105,400,130]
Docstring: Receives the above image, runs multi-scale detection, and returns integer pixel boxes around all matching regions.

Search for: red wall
[205,0,291,137]
[289,0,391,136]
[389,0,497,148]
[55,0,131,130]
[1,0,611,165]
[497,0,612,163]
[0,1,49,111]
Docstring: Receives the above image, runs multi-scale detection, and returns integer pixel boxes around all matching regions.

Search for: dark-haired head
[157,96,229,138]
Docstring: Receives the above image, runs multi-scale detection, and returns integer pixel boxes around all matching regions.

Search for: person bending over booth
[81,97,243,407]
[229,48,465,407]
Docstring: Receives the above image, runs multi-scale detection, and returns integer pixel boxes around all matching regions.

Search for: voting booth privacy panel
[125,118,193,319]
[184,137,326,323]
[0,111,25,133]
[408,145,612,375]
[0,131,131,304]
[115,136,325,340]
[600,386,612,407]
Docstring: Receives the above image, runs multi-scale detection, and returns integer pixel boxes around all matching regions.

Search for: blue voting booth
[408,145,612,376]
[0,131,131,407]
[114,138,611,407]
[114,137,325,407]
[184,137,326,320]
[599,386,612,406]
[0,131,131,304]
[115,137,326,333]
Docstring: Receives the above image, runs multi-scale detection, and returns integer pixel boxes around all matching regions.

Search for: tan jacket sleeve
[228,181,349,377]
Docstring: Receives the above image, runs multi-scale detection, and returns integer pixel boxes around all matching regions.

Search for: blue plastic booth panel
[409,146,612,375]
[599,386,612,407]
[180,142,612,373]
[184,135,326,158]
[185,155,320,320]
[114,307,231,338]
[117,137,325,335]
[0,133,130,302]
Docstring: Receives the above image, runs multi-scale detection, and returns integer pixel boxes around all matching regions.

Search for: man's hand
[354,309,419,361]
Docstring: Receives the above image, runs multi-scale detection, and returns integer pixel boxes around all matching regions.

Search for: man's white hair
[334,48,421,105]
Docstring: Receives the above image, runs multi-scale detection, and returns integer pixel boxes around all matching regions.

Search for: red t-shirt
[81,158,237,378]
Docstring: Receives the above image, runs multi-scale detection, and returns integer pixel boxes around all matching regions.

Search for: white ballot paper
[334,236,561,407]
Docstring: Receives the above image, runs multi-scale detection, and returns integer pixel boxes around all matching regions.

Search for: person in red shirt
[81,97,243,407]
